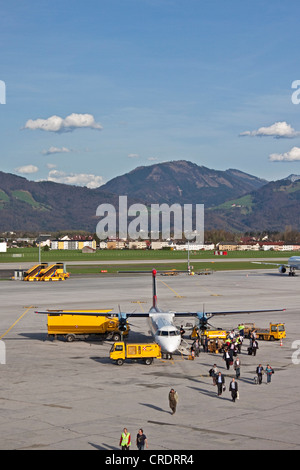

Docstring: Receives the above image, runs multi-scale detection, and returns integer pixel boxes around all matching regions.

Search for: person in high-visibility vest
[119,428,131,450]
[238,324,245,337]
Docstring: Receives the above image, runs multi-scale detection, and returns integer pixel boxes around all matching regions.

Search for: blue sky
[1,0,300,188]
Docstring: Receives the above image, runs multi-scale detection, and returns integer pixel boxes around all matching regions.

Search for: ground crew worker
[238,323,245,337]
[235,335,242,353]
[119,428,131,450]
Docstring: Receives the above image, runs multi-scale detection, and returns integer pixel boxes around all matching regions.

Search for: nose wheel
[162,352,173,360]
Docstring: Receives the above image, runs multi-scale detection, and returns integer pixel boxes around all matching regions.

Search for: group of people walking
[119,388,179,450]
[119,427,148,450]
[207,324,275,402]
[119,326,276,449]
[209,367,239,402]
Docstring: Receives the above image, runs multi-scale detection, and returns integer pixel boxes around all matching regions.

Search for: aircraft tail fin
[152,269,158,309]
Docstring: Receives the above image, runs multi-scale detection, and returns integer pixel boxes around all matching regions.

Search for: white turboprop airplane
[36,269,285,355]
[252,256,300,276]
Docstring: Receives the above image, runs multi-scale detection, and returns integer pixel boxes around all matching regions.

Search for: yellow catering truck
[46,310,130,342]
[110,342,161,365]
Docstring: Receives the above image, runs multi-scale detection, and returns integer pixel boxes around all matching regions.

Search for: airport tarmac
[0,269,299,451]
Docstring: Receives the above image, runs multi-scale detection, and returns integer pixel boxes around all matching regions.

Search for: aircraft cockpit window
[158,330,180,336]
[169,330,180,336]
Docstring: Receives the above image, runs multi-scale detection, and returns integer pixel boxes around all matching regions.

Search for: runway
[0,269,299,450]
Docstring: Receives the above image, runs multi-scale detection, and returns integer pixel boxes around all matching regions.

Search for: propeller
[117,305,140,330]
[117,305,128,331]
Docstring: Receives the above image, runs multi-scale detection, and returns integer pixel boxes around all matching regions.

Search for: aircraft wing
[36,310,150,317]
[172,308,285,318]
[251,262,289,267]
[37,307,285,318]
[36,310,114,316]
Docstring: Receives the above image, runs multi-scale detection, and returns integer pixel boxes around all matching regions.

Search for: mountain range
[0,161,299,233]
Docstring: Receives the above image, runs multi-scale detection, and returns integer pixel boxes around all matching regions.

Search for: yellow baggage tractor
[244,322,286,341]
[110,341,161,365]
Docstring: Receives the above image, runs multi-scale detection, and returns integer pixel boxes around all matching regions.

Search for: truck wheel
[116,359,124,366]
[144,358,153,365]
[66,334,75,342]
[112,333,121,341]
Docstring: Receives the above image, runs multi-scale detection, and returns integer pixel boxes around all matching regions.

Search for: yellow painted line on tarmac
[131,301,146,312]
[158,279,184,298]
[0,305,33,340]
[196,284,221,297]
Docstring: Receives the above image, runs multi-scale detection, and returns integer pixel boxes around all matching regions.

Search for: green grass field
[1,247,295,275]
[68,260,272,275]
[0,247,297,262]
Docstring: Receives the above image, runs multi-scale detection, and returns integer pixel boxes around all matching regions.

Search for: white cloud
[46,163,57,169]
[47,170,104,188]
[128,153,140,158]
[42,146,71,155]
[15,165,39,174]
[269,146,300,162]
[240,121,300,138]
[24,113,102,133]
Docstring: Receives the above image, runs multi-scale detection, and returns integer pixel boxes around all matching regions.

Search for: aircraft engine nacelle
[196,312,208,330]
[278,265,286,274]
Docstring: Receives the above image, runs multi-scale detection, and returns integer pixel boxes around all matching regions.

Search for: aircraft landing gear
[162,352,173,360]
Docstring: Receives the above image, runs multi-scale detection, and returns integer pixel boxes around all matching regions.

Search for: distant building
[150,241,175,250]
[51,238,96,250]
[36,235,52,247]
[259,242,284,251]
[0,242,7,253]
[107,240,126,249]
[128,241,148,250]
[217,242,239,251]
[82,245,96,253]
[174,243,215,251]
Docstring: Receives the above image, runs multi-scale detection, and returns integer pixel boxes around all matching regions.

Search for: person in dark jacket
[256,364,264,384]
[229,378,239,402]
[216,372,225,396]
